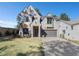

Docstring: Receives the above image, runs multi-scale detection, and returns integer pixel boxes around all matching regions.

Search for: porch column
[38,25,40,37]
[31,26,33,37]
[19,27,23,37]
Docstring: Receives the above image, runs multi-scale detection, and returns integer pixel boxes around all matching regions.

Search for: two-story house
[17,5,58,37]
[58,20,79,40]
[17,5,79,40]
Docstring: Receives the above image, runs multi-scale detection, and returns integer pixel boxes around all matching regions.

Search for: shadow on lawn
[0,45,15,54]
[17,46,45,56]
[0,46,8,53]
[17,51,45,56]
[0,36,16,42]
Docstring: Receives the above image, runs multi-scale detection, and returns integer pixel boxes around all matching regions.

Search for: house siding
[71,24,79,40]
[17,5,79,39]
[57,21,72,39]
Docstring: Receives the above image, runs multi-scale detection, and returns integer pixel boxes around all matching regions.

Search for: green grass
[60,37,79,45]
[70,40,79,45]
[0,38,43,56]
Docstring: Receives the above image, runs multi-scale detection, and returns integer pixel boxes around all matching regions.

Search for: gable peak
[29,5,32,7]
[28,5,34,9]
[47,13,53,17]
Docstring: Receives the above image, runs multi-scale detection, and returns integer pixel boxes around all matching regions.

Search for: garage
[44,30,57,37]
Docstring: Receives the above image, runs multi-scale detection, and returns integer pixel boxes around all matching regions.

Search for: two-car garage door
[45,30,57,37]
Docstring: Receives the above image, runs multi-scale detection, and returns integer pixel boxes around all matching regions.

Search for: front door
[33,26,39,37]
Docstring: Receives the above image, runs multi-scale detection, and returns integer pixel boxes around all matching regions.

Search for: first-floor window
[23,28,29,34]
[68,33,70,36]
[63,30,65,34]
[32,16,35,22]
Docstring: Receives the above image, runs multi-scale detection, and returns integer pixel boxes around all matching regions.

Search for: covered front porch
[31,25,41,37]
[19,25,41,37]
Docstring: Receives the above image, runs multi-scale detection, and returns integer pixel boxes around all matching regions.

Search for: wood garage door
[45,30,57,37]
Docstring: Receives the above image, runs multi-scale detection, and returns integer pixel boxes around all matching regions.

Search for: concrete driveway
[41,37,66,42]
[42,37,79,56]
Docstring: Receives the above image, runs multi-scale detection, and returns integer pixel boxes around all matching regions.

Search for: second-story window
[47,17,52,24]
[26,17,29,22]
[32,16,35,22]
[63,30,65,34]
[71,25,73,30]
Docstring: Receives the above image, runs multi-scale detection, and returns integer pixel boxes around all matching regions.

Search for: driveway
[41,37,66,42]
[42,37,79,56]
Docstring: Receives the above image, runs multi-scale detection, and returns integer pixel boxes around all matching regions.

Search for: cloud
[0,20,17,28]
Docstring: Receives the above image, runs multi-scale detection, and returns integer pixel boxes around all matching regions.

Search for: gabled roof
[17,5,42,21]
[42,13,59,21]
[47,13,53,17]
[23,5,42,16]
[0,27,16,29]
[40,16,45,23]
[60,20,79,26]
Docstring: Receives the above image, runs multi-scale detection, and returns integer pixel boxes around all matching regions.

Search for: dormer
[46,13,53,24]
[47,13,53,17]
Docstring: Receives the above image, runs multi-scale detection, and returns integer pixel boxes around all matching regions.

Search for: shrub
[5,31,11,36]
[0,32,2,37]
[60,34,64,39]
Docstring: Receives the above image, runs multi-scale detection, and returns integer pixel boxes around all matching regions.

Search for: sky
[0,2,79,28]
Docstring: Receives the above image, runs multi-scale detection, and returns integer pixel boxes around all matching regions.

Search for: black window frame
[47,17,52,24]
[71,25,73,30]
[26,16,29,22]
[23,28,29,34]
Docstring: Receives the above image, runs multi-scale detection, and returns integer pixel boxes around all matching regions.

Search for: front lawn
[0,38,44,56]
[70,40,79,45]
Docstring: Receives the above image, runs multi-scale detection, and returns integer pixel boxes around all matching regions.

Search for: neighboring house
[17,5,79,40]
[71,23,79,40]
[58,20,79,40]
[57,21,72,39]
[0,27,16,37]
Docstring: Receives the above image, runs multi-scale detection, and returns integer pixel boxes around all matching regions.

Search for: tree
[60,13,70,21]
[35,8,42,16]
[0,32,2,37]
[5,31,11,36]
[53,15,57,17]
[17,14,22,24]
[16,14,22,30]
